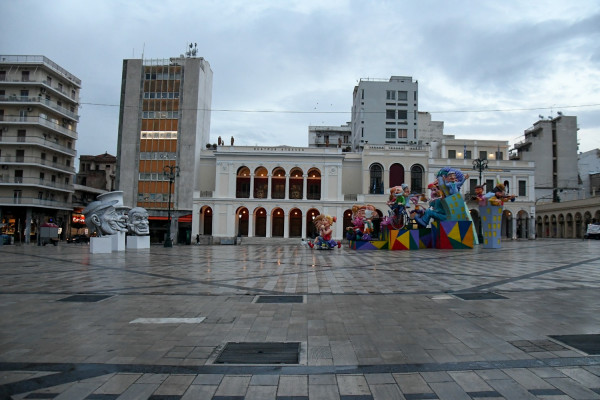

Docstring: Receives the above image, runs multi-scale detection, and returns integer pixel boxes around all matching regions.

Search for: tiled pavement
[1,239,600,399]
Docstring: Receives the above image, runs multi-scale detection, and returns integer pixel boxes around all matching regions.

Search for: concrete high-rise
[351,76,418,150]
[0,55,81,243]
[116,56,212,244]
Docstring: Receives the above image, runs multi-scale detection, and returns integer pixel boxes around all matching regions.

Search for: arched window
[271,167,286,199]
[254,166,268,198]
[289,168,303,199]
[369,164,384,194]
[236,166,250,198]
[410,164,424,194]
[307,168,321,200]
[389,163,404,188]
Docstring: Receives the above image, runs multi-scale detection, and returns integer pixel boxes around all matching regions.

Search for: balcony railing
[0,176,74,192]
[0,115,78,139]
[0,195,73,210]
[0,95,79,121]
[0,55,82,86]
[0,155,75,174]
[0,133,77,155]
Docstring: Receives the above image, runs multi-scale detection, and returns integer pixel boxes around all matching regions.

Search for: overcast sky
[3,0,600,160]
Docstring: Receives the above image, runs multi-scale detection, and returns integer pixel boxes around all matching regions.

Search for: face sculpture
[127,207,150,236]
[84,200,128,237]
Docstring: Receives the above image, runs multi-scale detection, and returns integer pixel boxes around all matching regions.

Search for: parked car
[67,234,90,244]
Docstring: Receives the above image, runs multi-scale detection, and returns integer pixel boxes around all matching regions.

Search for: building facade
[116,56,213,244]
[0,55,80,243]
[76,152,117,191]
[351,76,419,151]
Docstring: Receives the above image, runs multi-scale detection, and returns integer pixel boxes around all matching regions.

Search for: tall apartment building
[0,55,80,243]
[511,115,579,202]
[351,76,418,150]
[116,56,213,243]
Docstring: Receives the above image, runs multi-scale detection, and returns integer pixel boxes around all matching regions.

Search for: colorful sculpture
[346,204,378,241]
[309,215,341,249]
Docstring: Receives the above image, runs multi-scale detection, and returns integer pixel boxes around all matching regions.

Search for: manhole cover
[58,294,113,303]
[453,292,507,300]
[549,334,600,355]
[255,295,304,303]
[214,342,300,364]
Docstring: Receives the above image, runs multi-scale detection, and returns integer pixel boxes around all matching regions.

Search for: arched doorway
[551,215,557,238]
[537,216,543,238]
[343,209,353,239]
[254,166,268,198]
[237,207,249,236]
[566,213,573,238]
[202,206,212,235]
[272,208,284,237]
[575,212,583,239]
[255,207,267,237]
[517,210,528,239]
[389,163,405,188]
[558,214,565,238]
[306,208,320,239]
[289,208,302,238]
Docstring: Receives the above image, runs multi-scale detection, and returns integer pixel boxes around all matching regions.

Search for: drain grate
[453,292,507,300]
[58,294,113,303]
[214,342,300,364]
[549,334,600,355]
[255,295,304,304]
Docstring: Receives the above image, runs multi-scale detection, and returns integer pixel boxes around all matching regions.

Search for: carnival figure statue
[127,207,150,236]
[309,215,341,249]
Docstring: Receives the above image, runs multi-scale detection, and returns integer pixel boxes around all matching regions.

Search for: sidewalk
[1,239,600,399]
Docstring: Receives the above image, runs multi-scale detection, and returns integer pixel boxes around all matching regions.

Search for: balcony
[0,134,77,157]
[0,95,79,121]
[0,155,75,175]
[0,55,82,87]
[0,176,74,192]
[0,195,73,210]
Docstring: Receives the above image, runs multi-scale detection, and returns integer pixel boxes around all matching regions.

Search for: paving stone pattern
[0,239,600,399]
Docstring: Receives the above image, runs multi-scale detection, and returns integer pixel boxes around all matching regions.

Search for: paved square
[1,239,600,399]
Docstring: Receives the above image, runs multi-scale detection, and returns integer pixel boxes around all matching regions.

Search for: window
[386,109,396,119]
[398,129,407,138]
[465,150,472,159]
[410,165,424,194]
[17,130,26,142]
[0,109,4,121]
[14,170,23,183]
[369,164,384,194]
[486,179,494,193]
[51,175,56,183]
[58,83,63,92]
[479,151,487,160]
[20,89,29,98]
[0,71,6,81]
[448,150,456,159]
[41,153,46,161]
[14,190,22,203]
[361,89,364,99]
[495,151,503,160]
[386,90,396,100]
[469,178,478,191]
[397,110,407,120]
[16,150,24,162]
[398,91,408,101]
[386,128,395,138]
[21,71,29,82]
[518,180,527,196]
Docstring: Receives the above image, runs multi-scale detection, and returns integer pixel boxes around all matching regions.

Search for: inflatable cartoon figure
[309,215,341,249]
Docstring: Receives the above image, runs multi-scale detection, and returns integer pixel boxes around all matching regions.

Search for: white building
[351,76,419,150]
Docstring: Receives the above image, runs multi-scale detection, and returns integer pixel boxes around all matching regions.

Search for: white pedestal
[126,235,150,249]
[111,231,126,252]
[90,237,112,254]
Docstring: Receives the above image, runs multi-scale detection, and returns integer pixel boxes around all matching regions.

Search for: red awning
[179,214,192,223]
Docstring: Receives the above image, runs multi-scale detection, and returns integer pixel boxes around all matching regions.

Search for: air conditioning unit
[27,107,33,112]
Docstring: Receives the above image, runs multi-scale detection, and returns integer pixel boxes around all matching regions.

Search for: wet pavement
[1,238,600,399]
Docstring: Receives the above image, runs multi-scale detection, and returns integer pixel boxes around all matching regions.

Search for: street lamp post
[163,165,180,248]
[472,158,488,185]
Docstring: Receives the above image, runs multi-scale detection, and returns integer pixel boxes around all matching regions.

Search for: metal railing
[0,132,77,154]
[0,195,73,209]
[0,176,74,191]
[0,95,79,121]
[0,55,81,86]
[0,155,75,174]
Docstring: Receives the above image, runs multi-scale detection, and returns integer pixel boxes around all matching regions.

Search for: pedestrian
[196,233,200,244]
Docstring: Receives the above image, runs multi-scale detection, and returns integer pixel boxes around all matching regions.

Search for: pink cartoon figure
[309,215,341,249]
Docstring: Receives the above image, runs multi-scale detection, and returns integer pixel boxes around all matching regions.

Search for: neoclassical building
[192,142,537,243]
